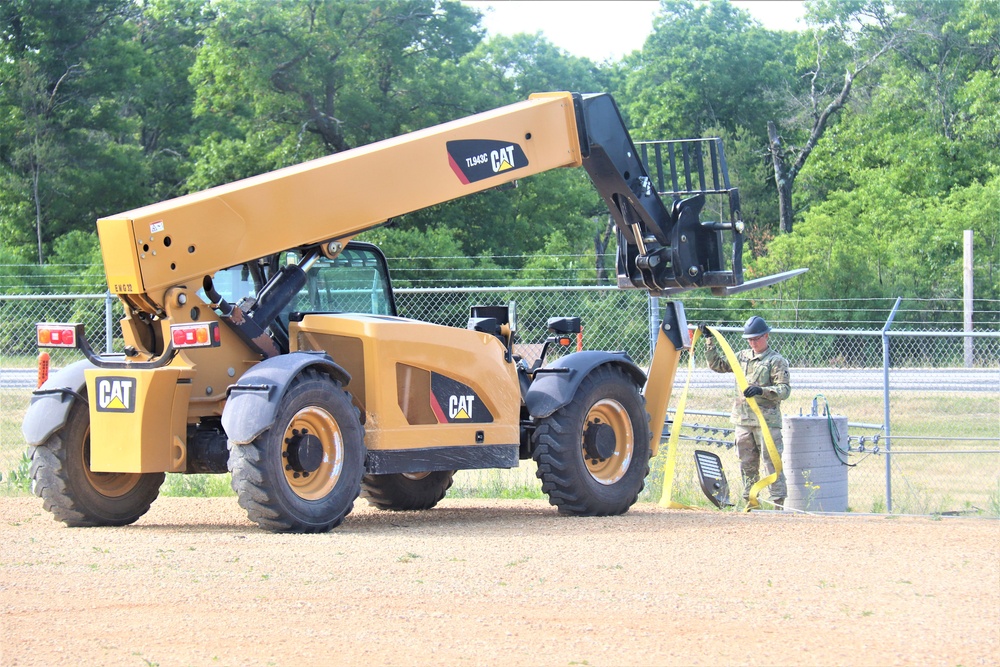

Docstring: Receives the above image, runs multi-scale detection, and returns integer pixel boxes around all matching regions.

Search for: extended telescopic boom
[97,92,795,319]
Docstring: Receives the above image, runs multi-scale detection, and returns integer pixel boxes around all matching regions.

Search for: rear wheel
[30,399,164,527]
[362,470,455,511]
[229,369,364,532]
[531,365,651,516]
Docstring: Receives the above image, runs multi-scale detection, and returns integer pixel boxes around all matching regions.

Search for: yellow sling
[657,325,783,510]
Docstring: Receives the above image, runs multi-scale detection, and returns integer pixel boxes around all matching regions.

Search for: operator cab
[285,242,396,318]
[203,241,396,355]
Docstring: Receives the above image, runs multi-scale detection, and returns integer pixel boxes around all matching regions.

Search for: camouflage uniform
[705,338,791,503]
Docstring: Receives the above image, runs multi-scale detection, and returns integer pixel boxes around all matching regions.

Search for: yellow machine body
[84,92,583,475]
[291,314,521,451]
[85,366,193,473]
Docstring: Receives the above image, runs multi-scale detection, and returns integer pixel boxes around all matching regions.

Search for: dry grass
[3,384,997,514]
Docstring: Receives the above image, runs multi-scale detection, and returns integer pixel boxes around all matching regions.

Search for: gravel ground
[1,496,998,667]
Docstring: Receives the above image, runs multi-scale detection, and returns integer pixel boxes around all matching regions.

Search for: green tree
[0,0,147,263]
[187,0,482,189]
[452,32,608,108]
[370,31,611,282]
[619,0,794,141]
[363,224,493,288]
[755,0,999,316]
[615,0,797,255]
[765,1,898,233]
[0,0,207,264]
[131,0,214,201]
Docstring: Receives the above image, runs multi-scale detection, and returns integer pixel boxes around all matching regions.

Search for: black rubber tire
[531,365,651,516]
[228,369,364,533]
[29,398,164,527]
[361,471,456,511]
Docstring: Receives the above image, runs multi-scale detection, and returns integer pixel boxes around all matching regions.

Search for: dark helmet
[742,315,771,339]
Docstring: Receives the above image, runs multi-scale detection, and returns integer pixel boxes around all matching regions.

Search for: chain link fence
[2,289,998,515]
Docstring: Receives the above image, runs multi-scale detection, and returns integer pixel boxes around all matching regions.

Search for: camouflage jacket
[705,339,791,428]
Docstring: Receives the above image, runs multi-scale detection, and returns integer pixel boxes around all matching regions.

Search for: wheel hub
[284,429,324,474]
[583,421,617,461]
[583,399,634,485]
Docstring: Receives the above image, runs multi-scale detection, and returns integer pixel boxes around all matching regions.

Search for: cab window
[298,246,396,316]
[205,243,395,318]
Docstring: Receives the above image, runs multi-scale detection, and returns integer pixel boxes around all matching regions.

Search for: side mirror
[546,317,581,335]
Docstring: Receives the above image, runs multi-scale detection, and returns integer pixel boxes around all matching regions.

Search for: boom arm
[98,92,748,309]
[98,92,585,309]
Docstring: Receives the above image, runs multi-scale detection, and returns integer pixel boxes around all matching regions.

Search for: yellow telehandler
[24,92,801,531]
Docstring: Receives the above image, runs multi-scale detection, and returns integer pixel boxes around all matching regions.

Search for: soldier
[700,316,790,509]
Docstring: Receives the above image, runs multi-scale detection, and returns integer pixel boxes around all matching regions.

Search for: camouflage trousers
[734,424,787,503]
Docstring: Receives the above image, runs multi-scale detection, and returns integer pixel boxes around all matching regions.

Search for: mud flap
[22,359,93,446]
[694,449,733,509]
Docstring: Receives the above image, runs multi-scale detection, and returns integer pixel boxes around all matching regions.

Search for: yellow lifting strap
[657,325,783,511]
[657,327,701,510]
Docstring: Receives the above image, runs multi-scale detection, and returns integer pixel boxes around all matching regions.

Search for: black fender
[524,351,646,420]
[222,351,352,445]
[22,359,95,446]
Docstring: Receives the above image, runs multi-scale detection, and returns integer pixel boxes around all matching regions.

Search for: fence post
[964,229,974,368]
[105,292,114,354]
[882,297,902,513]
[648,294,660,361]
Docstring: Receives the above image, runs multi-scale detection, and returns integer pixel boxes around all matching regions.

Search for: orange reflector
[37,352,50,388]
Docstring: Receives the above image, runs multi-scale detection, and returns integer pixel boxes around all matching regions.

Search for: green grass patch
[160,473,236,497]
[3,349,88,369]
[0,449,31,496]
[1,387,35,497]
[651,386,999,516]
[2,355,42,370]
[450,464,544,500]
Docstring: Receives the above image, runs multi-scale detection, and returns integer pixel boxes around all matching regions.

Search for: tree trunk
[765,17,898,237]
[768,121,794,234]
[593,216,615,285]
[33,158,44,265]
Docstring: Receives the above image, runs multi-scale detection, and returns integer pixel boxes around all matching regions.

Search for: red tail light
[37,323,82,348]
[169,322,221,349]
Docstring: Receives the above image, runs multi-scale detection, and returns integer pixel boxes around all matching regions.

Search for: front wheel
[229,369,365,532]
[531,365,651,516]
[30,399,164,527]
[362,470,456,511]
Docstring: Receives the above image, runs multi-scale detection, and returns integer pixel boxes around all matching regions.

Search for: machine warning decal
[429,372,493,424]
[447,139,528,184]
[95,377,137,413]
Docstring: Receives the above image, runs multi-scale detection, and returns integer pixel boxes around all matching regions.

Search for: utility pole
[964,230,974,368]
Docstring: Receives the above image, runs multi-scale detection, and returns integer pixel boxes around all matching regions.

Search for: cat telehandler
[23,92,801,531]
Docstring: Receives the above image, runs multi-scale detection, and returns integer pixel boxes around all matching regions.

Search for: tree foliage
[758,0,1000,310]
[0,0,141,262]
[373,31,609,282]
[187,0,482,188]
[620,0,795,141]
[0,0,995,319]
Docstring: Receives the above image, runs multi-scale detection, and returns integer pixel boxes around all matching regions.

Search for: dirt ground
[0,497,997,667]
